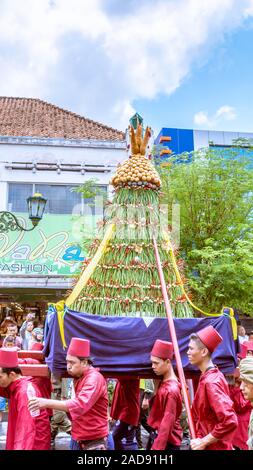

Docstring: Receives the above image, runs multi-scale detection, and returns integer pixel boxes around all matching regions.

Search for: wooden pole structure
[153,236,196,438]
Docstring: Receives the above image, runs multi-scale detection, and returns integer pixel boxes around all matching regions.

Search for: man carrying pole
[153,237,196,439]
[239,356,253,450]
[147,339,182,450]
[187,325,238,450]
[0,348,51,450]
[28,337,108,450]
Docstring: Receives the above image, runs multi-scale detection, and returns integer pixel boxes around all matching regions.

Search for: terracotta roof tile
[0,97,125,141]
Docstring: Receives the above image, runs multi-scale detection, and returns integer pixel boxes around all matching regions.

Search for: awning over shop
[0,285,69,303]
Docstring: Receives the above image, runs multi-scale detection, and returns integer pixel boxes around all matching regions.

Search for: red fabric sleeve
[151,392,178,450]
[205,381,238,441]
[230,387,252,414]
[13,387,36,450]
[67,373,103,420]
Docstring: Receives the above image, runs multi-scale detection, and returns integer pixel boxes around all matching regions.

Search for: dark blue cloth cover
[44,306,238,377]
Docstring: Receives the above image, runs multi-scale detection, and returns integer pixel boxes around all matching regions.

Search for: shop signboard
[0,213,99,276]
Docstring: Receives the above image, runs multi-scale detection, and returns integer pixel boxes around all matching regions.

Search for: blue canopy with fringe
[44,306,238,377]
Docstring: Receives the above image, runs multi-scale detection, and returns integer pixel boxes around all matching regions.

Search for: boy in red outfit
[28,337,108,450]
[147,339,182,450]
[110,378,140,450]
[0,347,51,450]
[229,368,251,450]
[188,325,237,450]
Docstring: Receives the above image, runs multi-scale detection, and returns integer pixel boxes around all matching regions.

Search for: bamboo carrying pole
[153,236,196,439]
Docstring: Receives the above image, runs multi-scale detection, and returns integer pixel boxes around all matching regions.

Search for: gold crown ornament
[111,124,161,191]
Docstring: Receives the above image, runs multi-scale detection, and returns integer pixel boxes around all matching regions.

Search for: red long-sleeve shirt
[110,379,140,427]
[229,385,251,450]
[0,377,50,450]
[18,358,53,417]
[147,379,182,450]
[192,368,238,450]
[66,366,108,441]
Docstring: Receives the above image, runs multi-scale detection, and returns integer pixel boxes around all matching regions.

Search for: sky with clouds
[1,0,253,134]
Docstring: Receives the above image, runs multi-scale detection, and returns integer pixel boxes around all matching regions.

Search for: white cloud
[193,105,237,129]
[0,0,252,129]
[112,101,136,131]
[194,111,210,126]
[216,105,237,120]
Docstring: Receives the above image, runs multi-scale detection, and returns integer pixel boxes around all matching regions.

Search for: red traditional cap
[0,348,19,368]
[67,338,90,357]
[151,339,174,360]
[238,343,248,359]
[30,342,44,351]
[244,341,253,352]
[196,325,223,353]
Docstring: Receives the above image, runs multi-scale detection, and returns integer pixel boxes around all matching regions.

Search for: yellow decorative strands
[51,300,67,348]
[52,224,115,348]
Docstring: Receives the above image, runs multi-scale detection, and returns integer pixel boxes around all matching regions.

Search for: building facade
[155,127,253,156]
[0,97,126,321]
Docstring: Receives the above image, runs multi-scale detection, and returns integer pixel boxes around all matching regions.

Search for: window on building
[36,184,81,214]
[8,183,33,212]
[8,183,108,215]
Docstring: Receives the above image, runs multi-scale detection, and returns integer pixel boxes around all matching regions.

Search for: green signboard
[0,213,97,276]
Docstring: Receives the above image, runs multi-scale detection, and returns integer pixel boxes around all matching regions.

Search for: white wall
[0,137,126,210]
[193,129,253,150]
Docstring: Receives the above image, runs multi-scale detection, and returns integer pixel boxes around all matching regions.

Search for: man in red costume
[239,356,253,450]
[187,325,238,450]
[110,378,140,450]
[147,339,182,450]
[238,340,253,361]
[244,341,253,357]
[0,347,51,450]
[229,368,251,450]
[18,342,53,421]
[29,337,108,450]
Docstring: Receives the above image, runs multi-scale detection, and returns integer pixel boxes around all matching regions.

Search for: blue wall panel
[156,127,194,155]
[178,129,194,153]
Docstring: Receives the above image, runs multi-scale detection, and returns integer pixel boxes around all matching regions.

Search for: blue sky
[138,17,253,134]
[1,0,253,135]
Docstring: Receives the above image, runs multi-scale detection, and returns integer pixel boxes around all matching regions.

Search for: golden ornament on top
[110,124,161,190]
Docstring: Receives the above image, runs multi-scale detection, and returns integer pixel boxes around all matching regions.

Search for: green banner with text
[0,213,98,276]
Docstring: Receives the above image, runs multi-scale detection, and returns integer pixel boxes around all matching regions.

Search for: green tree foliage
[71,178,105,200]
[158,146,253,315]
[188,239,253,315]
[71,179,107,246]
